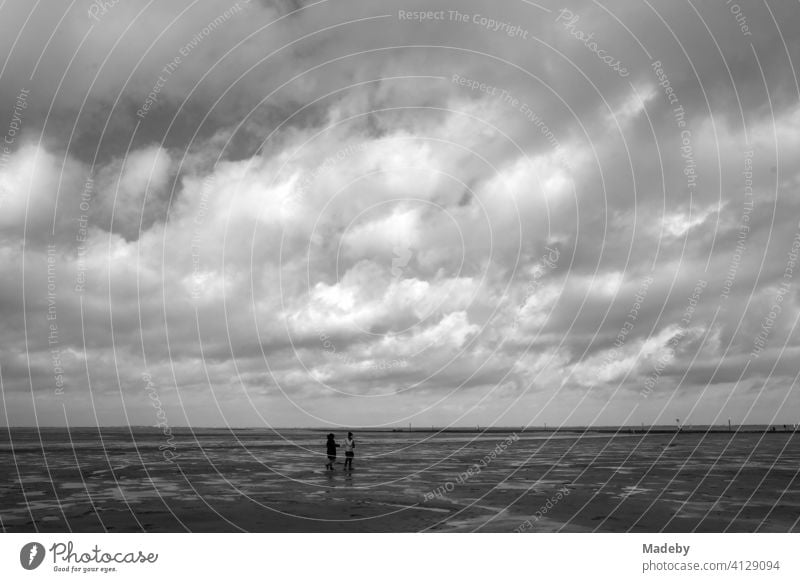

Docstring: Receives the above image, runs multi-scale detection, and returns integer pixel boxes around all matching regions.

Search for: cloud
[93,145,174,239]
[1,0,800,427]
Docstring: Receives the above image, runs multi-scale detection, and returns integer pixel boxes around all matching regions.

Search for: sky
[1,0,799,428]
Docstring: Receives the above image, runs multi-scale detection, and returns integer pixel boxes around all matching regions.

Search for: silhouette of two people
[325,432,355,471]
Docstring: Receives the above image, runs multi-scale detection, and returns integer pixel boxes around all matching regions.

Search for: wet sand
[1,428,798,532]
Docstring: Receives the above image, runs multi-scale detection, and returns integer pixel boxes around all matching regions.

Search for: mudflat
[1,428,798,532]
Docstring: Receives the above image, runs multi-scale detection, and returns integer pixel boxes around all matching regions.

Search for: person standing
[343,432,356,471]
[325,433,339,470]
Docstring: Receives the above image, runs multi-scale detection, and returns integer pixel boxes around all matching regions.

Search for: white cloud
[2,0,800,427]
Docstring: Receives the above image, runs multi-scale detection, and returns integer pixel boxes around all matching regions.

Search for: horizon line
[2,423,796,430]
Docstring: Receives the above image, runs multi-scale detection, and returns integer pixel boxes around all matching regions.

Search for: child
[325,433,339,470]
[343,432,355,470]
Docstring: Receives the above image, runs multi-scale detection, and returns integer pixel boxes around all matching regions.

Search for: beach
[1,428,798,532]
